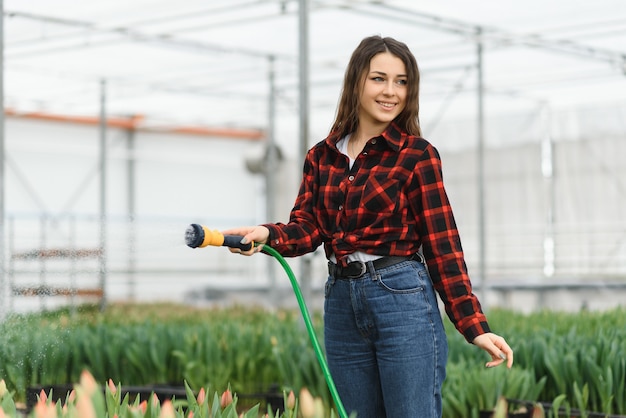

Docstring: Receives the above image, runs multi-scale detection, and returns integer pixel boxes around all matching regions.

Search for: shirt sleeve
[263,149,323,257]
[409,144,491,343]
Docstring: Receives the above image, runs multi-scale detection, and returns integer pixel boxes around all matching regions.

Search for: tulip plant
[1,303,625,417]
[0,371,335,418]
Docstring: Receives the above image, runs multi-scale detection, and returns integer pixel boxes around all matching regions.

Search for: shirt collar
[380,121,405,151]
[326,121,406,152]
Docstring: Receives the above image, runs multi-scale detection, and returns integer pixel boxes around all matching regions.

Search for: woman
[224,35,513,418]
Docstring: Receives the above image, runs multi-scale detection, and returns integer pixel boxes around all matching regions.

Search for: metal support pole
[476,29,487,300]
[266,56,277,222]
[98,79,107,311]
[0,0,7,320]
[7,217,13,312]
[539,104,555,309]
[69,215,77,313]
[298,0,312,306]
[298,0,310,169]
[126,127,136,301]
[39,215,47,310]
[266,55,278,303]
[541,103,555,279]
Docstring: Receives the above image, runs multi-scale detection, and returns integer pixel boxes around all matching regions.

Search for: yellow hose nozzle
[184,224,252,251]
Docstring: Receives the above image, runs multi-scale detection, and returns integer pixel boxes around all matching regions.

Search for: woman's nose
[382,80,396,95]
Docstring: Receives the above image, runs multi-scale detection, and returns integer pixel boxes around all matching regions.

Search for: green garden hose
[184,224,348,418]
[261,245,348,418]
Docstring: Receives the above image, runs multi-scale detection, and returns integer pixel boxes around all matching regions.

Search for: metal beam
[126,128,137,301]
[5,109,264,140]
[6,10,289,60]
[266,55,278,303]
[0,0,5,320]
[98,79,107,311]
[541,103,555,279]
[346,2,625,67]
[298,0,312,305]
[476,29,486,297]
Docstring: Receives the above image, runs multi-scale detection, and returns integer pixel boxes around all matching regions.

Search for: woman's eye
[396,79,408,86]
[372,76,385,82]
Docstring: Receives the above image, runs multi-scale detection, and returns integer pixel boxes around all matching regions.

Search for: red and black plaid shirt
[264,122,490,342]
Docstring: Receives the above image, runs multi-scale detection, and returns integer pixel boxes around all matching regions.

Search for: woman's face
[358,52,408,130]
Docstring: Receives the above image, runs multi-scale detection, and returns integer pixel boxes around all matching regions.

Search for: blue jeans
[324,259,448,418]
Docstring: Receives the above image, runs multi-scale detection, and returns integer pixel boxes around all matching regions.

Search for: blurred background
[1,0,625,316]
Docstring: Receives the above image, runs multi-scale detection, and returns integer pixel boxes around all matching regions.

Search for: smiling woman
[2,0,625,396]
[222,35,514,418]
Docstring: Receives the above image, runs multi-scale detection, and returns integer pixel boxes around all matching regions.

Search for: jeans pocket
[377,263,425,294]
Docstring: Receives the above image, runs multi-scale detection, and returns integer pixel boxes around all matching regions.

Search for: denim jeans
[324,259,448,418]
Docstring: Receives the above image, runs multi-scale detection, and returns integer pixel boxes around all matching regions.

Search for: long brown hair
[329,35,422,138]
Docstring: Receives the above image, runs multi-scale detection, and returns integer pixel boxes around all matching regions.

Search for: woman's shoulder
[385,123,436,154]
[402,134,439,156]
[300,136,342,169]
[309,134,341,155]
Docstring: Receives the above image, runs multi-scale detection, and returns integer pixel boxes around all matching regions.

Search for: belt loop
[365,260,377,280]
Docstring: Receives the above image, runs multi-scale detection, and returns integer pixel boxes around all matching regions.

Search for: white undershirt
[336,136,355,168]
[330,136,382,264]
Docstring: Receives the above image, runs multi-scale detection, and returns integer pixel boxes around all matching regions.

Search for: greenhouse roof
[4,0,626,146]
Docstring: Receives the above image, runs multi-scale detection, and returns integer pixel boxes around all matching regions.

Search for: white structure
[1,1,625,315]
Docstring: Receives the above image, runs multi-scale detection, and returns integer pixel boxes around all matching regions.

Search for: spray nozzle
[184,224,253,251]
[184,224,207,248]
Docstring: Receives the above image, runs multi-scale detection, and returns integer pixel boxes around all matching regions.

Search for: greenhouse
[0,1,625,417]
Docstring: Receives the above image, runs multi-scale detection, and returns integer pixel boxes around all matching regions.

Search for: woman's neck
[348,124,386,159]
[353,123,387,144]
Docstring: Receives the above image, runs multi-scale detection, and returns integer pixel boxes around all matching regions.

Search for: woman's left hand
[472,332,514,369]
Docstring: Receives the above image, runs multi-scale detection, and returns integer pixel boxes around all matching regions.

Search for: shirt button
[274,239,280,245]
[348,175,354,181]
[371,138,377,144]
[338,205,343,211]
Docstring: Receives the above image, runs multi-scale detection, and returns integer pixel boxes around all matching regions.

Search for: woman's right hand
[221,226,270,256]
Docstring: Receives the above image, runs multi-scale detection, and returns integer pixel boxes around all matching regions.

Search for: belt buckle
[346,261,367,279]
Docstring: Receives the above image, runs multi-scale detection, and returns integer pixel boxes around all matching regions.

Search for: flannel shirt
[263,121,490,342]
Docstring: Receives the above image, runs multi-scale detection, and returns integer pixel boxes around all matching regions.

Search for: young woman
[224,35,513,418]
